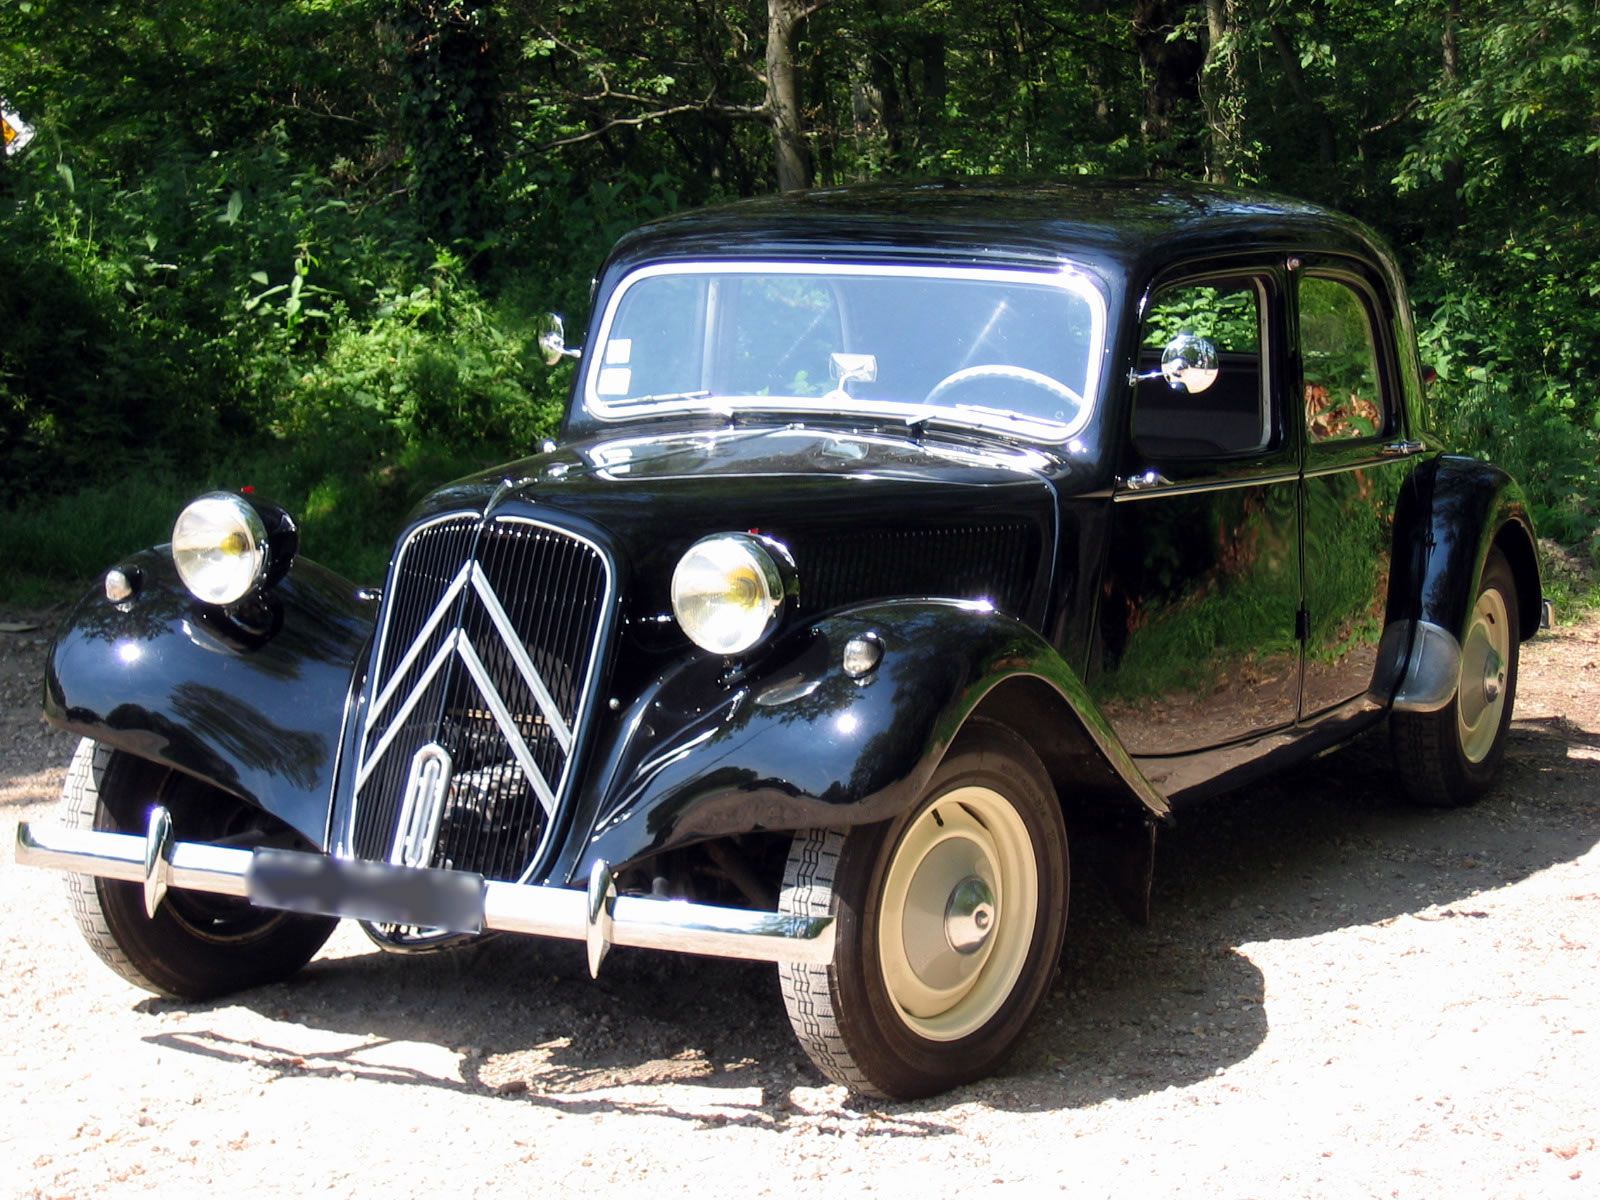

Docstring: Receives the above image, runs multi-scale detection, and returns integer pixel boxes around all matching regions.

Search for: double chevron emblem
[357,561,571,822]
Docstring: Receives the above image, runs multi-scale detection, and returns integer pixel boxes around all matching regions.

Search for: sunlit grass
[0,441,503,607]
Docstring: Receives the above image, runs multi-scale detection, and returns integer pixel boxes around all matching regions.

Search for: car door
[1092,262,1302,776]
[1295,259,1416,716]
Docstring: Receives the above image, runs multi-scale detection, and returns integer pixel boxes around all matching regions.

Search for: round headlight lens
[671,534,788,655]
[171,492,269,605]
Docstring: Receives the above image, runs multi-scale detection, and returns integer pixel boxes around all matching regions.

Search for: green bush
[0,438,511,604]
[1413,248,1600,551]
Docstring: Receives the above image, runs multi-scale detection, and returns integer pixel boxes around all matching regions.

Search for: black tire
[779,720,1069,1099]
[1392,546,1520,807]
[62,739,337,1000]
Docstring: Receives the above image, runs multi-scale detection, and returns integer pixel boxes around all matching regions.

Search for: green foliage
[1413,251,1600,548]
[1,0,1597,605]
[1143,285,1259,351]
[0,440,499,602]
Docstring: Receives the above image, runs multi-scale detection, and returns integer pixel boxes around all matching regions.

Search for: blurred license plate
[248,849,484,933]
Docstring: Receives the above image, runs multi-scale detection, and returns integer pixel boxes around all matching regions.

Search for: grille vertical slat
[793,523,1037,616]
[348,514,612,883]
[351,515,479,862]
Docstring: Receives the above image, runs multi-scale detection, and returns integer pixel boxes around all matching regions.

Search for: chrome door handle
[1119,470,1173,491]
[1379,439,1426,457]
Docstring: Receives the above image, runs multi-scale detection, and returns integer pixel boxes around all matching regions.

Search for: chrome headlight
[171,492,269,606]
[671,533,793,655]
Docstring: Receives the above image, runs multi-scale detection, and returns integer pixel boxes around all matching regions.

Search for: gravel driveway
[3,608,1596,1198]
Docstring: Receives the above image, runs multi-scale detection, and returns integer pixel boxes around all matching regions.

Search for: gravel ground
[2,606,1596,1198]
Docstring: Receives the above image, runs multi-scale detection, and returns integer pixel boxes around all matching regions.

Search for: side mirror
[1160,333,1219,393]
[537,313,582,366]
[1130,332,1220,394]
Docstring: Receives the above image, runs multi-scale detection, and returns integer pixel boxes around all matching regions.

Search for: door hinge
[1296,607,1310,642]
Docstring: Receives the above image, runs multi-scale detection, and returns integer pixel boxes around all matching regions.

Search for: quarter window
[1300,276,1385,442]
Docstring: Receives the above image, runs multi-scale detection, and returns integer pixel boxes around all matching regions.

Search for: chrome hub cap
[1457,587,1511,764]
[877,786,1038,1042]
[944,875,997,954]
[1482,648,1503,703]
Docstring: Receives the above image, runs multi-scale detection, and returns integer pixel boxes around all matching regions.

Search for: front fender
[44,548,376,848]
[567,599,1164,877]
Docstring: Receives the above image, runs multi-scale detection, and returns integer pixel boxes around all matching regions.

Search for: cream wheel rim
[877,785,1038,1042]
[1457,586,1510,764]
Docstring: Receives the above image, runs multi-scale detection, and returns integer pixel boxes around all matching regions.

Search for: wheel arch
[1492,518,1542,642]
[44,547,375,850]
[962,676,1162,925]
[963,674,1160,826]
[1386,455,1540,715]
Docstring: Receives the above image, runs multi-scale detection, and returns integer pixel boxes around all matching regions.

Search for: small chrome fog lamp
[842,633,883,679]
[103,566,139,604]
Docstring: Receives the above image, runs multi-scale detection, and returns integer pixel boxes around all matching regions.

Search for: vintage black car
[19,180,1542,1099]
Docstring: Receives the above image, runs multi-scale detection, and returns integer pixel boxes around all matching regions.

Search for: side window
[1300,275,1385,442]
[1133,276,1270,459]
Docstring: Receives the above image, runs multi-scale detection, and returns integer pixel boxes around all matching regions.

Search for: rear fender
[1383,456,1540,710]
[43,548,376,848]
[566,599,1166,878]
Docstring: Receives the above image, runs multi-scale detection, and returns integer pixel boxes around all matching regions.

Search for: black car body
[19,181,1542,1098]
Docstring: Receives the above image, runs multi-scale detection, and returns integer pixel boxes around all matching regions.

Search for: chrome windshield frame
[582,259,1109,444]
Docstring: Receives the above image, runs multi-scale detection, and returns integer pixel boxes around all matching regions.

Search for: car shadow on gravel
[138,721,1599,1122]
[141,937,959,1133]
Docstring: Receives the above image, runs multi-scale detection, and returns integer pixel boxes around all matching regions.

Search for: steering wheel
[922,364,1084,419]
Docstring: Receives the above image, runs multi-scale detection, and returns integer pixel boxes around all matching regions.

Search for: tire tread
[57,737,335,999]
[61,740,172,993]
[778,827,878,1093]
[1391,547,1520,808]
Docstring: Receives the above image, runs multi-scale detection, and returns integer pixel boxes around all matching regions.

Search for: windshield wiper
[898,402,1022,431]
[623,389,713,405]
[950,402,1030,425]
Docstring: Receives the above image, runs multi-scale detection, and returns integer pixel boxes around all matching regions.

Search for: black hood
[409,422,1060,625]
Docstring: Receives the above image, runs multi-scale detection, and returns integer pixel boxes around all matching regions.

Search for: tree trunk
[1200,0,1250,184]
[1268,19,1336,169]
[1131,0,1204,171]
[849,43,904,178]
[396,0,502,248]
[1440,0,1464,220]
[767,0,819,191]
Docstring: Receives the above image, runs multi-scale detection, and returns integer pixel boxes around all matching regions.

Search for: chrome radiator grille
[348,513,612,882]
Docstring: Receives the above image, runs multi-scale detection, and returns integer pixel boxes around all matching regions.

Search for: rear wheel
[779,721,1069,1099]
[62,738,337,999]
[1393,547,1520,806]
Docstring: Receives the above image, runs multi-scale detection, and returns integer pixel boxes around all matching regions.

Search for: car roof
[605,179,1394,283]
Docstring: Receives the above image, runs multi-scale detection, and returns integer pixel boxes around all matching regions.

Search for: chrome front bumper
[15,808,834,977]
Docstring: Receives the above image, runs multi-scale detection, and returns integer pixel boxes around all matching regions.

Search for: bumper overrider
[15,807,835,977]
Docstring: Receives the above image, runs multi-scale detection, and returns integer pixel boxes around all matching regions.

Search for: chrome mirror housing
[537,313,582,366]
[1158,333,1219,393]
[1129,332,1220,394]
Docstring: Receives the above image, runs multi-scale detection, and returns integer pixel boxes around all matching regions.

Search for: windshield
[584,261,1106,441]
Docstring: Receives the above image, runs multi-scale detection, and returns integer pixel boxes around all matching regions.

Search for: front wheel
[1392,546,1521,806]
[779,721,1069,1099]
[62,739,337,999]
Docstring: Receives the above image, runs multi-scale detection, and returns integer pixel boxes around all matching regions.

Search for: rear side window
[1300,276,1385,442]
